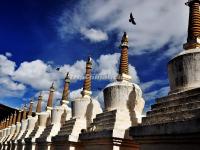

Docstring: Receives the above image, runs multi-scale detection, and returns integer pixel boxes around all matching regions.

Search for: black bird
[129,12,136,25]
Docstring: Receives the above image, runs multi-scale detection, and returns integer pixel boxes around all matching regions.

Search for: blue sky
[0,0,189,113]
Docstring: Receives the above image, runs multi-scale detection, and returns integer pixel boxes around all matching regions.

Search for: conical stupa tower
[8,114,13,127]
[17,110,22,123]
[0,120,5,138]
[23,94,46,150]
[6,118,9,128]
[71,56,95,119]
[36,92,42,114]
[35,73,72,150]
[81,57,92,97]
[46,82,55,111]
[22,105,27,120]
[117,32,131,81]
[130,1,200,149]
[0,121,3,138]
[168,0,200,94]
[52,57,102,150]
[79,32,144,150]
[0,121,2,130]
[103,32,144,117]
[12,111,17,125]
[28,99,34,117]
[11,109,22,140]
[4,111,17,148]
[14,105,28,141]
[61,72,70,105]
[184,0,200,50]
[0,118,9,143]
[16,99,40,150]
[0,117,10,143]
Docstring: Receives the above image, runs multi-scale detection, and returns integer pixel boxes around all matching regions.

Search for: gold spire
[17,109,22,123]
[2,120,4,129]
[12,111,17,125]
[2,120,5,129]
[81,57,92,97]
[2,121,4,129]
[184,0,200,50]
[28,99,34,117]
[117,32,130,81]
[46,82,55,110]
[0,121,3,130]
[61,72,70,105]
[36,92,42,113]
[6,117,9,128]
[9,114,13,126]
[22,105,27,120]
[3,119,6,129]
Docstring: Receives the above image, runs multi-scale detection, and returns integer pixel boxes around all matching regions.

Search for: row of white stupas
[0,32,145,150]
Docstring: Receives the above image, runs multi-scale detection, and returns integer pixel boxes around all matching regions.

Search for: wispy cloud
[141,79,168,92]
[80,27,108,42]
[0,77,25,91]
[140,79,170,113]
[5,52,12,58]
[0,87,25,99]
[58,0,188,57]
[144,86,170,102]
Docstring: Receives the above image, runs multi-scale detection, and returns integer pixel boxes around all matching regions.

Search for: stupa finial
[36,92,43,113]
[81,56,92,97]
[117,32,131,81]
[61,72,70,105]
[120,32,129,48]
[46,82,55,111]
[184,0,200,50]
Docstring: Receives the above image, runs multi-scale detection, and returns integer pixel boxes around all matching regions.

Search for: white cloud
[0,52,140,106]
[5,52,12,57]
[69,88,82,100]
[80,27,108,42]
[95,53,120,78]
[143,86,169,102]
[129,64,139,83]
[58,0,188,56]
[93,90,104,108]
[95,53,139,83]
[59,60,86,81]
[141,79,168,92]
[156,40,184,62]
[0,55,15,76]
[13,60,60,90]
[0,77,25,91]
[0,54,25,99]
[0,88,25,99]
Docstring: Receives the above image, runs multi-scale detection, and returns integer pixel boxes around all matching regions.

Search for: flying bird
[129,12,136,25]
[56,67,60,71]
